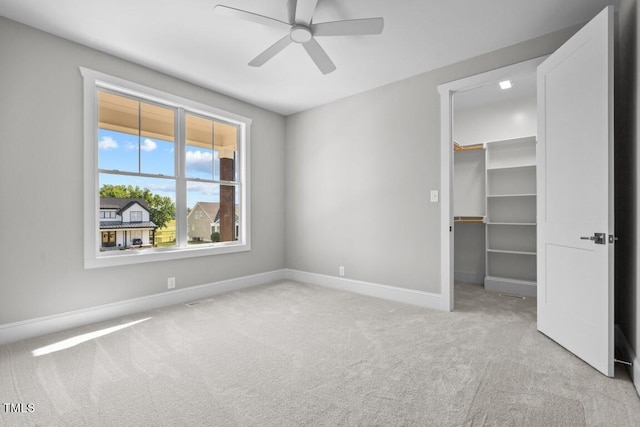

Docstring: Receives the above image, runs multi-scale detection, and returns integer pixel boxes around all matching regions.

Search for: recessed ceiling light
[499,80,513,90]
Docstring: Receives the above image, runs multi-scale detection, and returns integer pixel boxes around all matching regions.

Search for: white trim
[80,67,252,268]
[0,269,444,345]
[437,56,547,312]
[439,87,454,311]
[615,325,640,397]
[454,272,485,285]
[285,269,443,311]
[0,270,286,346]
[484,276,537,297]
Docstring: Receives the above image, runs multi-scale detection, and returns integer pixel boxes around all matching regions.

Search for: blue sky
[98,129,225,208]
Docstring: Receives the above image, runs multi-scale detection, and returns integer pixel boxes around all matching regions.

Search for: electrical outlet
[167,277,176,289]
[339,266,345,277]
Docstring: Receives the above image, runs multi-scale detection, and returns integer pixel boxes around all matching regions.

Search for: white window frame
[130,211,142,222]
[81,67,251,268]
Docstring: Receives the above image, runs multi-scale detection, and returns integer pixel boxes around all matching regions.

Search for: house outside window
[187,201,240,243]
[99,198,155,249]
[82,68,251,268]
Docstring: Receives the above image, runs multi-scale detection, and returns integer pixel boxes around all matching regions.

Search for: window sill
[85,242,250,269]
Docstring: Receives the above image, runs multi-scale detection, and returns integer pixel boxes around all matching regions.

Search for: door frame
[438,57,546,311]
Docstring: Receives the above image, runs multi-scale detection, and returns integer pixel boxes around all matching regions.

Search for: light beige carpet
[1,280,639,426]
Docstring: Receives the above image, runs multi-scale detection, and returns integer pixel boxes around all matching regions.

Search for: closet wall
[454,147,486,284]
[454,94,536,145]
[453,79,536,287]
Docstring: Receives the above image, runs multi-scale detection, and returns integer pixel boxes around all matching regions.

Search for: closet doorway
[438,57,545,310]
[453,72,538,300]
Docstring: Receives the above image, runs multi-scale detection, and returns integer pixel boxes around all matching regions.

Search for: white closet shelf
[487,193,536,198]
[487,164,536,171]
[486,222,536,226]
[487,249,536,256]
[484,137,537,296]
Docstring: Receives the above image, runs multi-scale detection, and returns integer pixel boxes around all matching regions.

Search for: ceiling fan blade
[214,5,291,31]
[302,38,336,74]
[249,35,293,67]
[311,17,384,36]
[294,0,319,26]
[286,0,297,24]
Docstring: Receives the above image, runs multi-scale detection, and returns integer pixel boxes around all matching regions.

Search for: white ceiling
[454,73,538,112]
[0,0,619,115]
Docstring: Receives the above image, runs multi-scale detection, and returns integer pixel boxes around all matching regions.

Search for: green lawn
[155,219,176,247]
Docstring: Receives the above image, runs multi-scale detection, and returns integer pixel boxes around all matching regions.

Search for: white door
[537,6,614,376]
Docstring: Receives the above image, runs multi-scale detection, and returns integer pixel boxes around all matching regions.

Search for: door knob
[580,233,606,245]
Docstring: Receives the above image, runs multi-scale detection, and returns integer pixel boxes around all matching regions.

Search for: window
[130,211,142,222]
[82,68,251,268]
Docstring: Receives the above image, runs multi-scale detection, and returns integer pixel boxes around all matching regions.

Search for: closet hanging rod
[453,141,484,152]
[454,216,485,223]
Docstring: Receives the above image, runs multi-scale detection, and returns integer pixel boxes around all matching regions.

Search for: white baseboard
[1,269,444,346]
[285,269,443,311]
[615,325,640,397]
[454,271,485,285]
[0,269,287,346]
[484,276,537,297]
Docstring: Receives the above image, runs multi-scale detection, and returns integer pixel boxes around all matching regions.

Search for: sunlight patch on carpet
[31,317,151,357]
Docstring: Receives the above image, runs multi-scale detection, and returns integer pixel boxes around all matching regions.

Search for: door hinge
[615,358,632,366]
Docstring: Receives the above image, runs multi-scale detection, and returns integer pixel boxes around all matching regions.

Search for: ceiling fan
[214,0,384,74]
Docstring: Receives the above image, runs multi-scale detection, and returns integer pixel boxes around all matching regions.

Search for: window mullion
[175,107,188,247]
[212,120,217,182]
[138,101,142,174]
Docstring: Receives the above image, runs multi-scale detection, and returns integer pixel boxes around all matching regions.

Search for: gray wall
[454,223,486,284]
[0,17,286,325]
[454,96,537,146]
[453,149,485,284]
[285,28,578,294]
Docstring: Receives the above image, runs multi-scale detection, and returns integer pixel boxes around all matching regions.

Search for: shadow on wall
[614,0,637,356]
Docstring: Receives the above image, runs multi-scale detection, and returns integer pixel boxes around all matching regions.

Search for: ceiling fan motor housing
[290,25,313,43]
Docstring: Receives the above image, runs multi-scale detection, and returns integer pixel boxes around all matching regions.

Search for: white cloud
[141,139,157,152]
[147,182,176,193]
[186,150,213,164]
[186,150,214,173]
[123,139,158,152]
[98,136,118,150]
[187,181,220,196]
